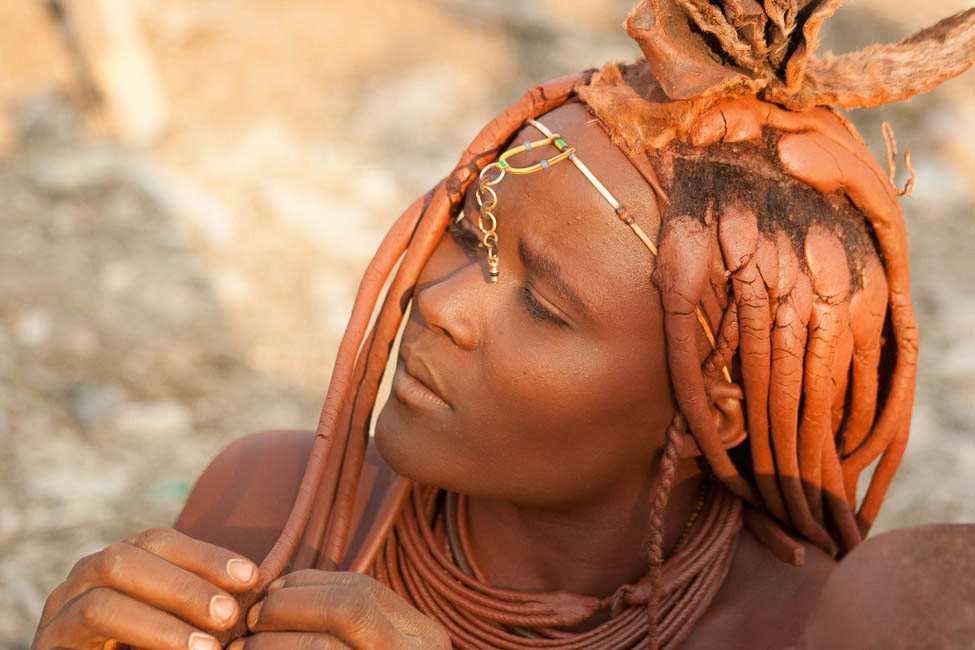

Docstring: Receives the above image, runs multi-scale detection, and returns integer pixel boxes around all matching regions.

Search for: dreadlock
[215,2,975,646]
[648,136,886,557]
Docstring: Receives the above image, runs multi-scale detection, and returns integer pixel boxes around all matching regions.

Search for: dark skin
[33,103,835,650]
[798,524,975,650]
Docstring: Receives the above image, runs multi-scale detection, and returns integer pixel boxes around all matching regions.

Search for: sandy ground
[1,1,973,645]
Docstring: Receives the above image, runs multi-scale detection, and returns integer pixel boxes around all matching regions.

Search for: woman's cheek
[486,339,607,425]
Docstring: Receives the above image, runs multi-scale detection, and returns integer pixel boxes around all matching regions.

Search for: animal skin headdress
[217,2,975,644]
[581,0,975,149]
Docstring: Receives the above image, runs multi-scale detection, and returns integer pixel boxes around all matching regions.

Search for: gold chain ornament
[473,132,576,282]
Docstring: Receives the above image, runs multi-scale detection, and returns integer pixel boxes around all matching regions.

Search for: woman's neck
[464,463,704,598]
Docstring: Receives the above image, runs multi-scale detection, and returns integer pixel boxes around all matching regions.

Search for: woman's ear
[678,379,747,458]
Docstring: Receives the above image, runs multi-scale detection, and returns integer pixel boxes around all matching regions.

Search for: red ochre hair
[218,1,975,642]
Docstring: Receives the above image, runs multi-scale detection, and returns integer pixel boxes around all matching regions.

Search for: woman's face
[375,103,677,507]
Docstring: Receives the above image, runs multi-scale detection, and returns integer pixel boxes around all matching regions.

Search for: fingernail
[227,558,256,583]
[268,577,285,591]
[188,632,219,650]
[227,642,244,650]
[247,601,263,630]
[209,594,237,623]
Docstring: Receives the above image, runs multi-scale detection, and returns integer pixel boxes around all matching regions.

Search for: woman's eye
[448,221,566,328]
[521,285,567,327]
[447,220,482,254]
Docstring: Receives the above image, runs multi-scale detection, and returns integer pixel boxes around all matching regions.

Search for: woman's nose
[412,262,484,351]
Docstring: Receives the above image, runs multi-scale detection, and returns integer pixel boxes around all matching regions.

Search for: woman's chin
[374,398,439,484]
[374,398,472,492]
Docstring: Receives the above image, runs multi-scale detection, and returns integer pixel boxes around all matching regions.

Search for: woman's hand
[229,570,451,649]
[32,527,260,650]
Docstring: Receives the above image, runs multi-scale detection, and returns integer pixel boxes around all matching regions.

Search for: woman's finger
[267,571,395,609]
[36,587,220,650]
[124,527,259,592]
[228,633,352,650]
[265,569,334,591]
[267,570,414,616]
[248,584,399,647]
[49,541,243,632]
[263,571,450,646]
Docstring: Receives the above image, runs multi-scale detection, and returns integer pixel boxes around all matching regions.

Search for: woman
[32,2,975,648]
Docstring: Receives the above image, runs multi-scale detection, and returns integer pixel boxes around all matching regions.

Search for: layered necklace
[364,480,742,649]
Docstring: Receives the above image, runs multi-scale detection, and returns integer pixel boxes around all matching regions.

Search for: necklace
[443,479,709,587]
[441,481,710,640]
[365,481,742,649]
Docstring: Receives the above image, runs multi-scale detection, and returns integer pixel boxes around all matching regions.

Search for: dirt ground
[2,1,973,646]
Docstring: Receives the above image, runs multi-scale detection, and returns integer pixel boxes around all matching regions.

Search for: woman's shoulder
[173,429,394,566]
[684,527,837,650]
[802,524,975,650]
[174,429,317,563]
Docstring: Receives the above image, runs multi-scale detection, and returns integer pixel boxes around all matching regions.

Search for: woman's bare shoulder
[172,429,396,566]
[802,524,975,650]
[685,527,836,650]
[174,429,317,564]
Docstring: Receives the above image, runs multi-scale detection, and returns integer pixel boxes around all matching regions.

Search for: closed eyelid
[457,199,589,322]
[523,283,569,326]
[450,210,571,323]
[517,239,592,319]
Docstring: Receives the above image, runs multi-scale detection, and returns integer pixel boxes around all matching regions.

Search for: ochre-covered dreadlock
[578,1,975,560]
[217,3,975,647]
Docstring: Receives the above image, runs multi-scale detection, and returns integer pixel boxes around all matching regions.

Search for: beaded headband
[460,118,731,383]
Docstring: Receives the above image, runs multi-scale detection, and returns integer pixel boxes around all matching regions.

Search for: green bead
[554,138,567,149]
[498,160,509,169]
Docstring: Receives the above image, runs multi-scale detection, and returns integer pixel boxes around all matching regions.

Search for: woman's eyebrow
[517,238,592,318]
[460,186,592,317]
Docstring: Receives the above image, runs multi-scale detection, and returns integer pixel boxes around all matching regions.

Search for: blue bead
[524,140,533,150]
[540,159,550,169]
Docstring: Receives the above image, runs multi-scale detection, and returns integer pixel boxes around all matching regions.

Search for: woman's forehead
[464,102,665,316]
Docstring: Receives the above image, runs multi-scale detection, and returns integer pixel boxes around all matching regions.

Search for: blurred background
[1,0,973,645]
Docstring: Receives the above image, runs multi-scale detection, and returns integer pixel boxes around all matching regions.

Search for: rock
[0,112,15,157]
[14,310,52,347]
[15,94,81,147]
[99,261,137,294]
[212,267,254,303]
[29,148,120,195]
[112,400,193,438]
[147,477,193,507]
[261,182,382,264]
[65,327,99,357]
[0,326,12,376]
[71,382,124,429]
[0,565,45,632]
[315,274,355,334]
[127,160,238,249]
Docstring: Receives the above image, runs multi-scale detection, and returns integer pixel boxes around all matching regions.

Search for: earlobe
[678,380,748,458]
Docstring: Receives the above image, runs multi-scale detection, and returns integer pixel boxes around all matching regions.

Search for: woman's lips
[393,359,451,412]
